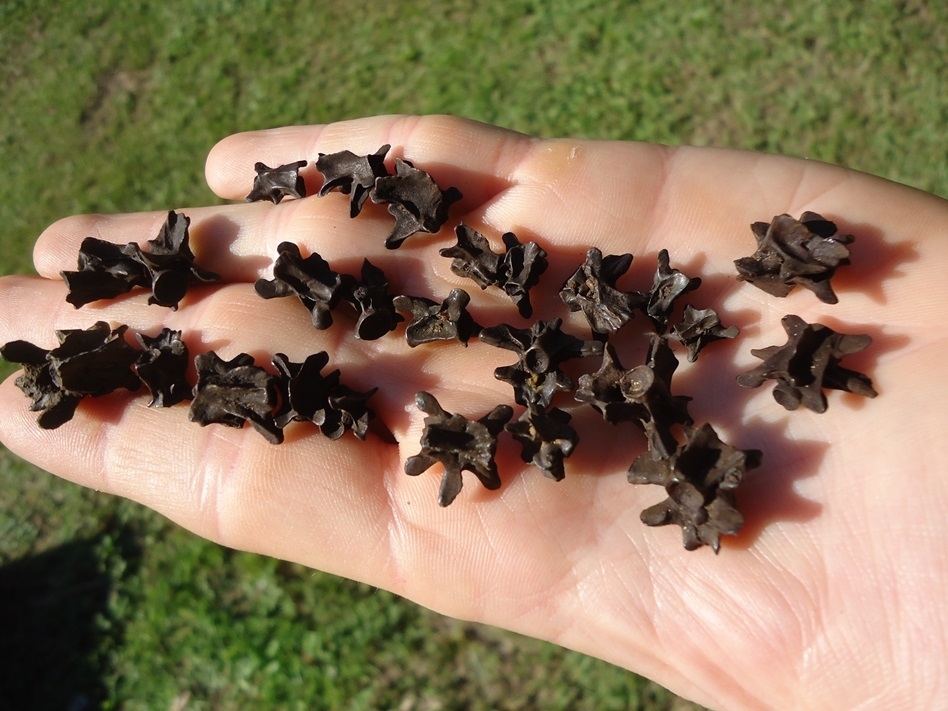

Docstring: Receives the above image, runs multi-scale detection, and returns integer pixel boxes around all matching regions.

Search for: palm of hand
[2,116,945,709]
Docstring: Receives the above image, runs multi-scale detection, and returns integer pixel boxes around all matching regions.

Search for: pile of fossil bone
[1,147,876,553]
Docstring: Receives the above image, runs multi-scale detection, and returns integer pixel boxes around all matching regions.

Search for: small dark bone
[371,158,462,249]
[672,305,739,362]
[497,232,548,318]
[272,351,333,428]
[494,361,574,409]
[272,352,376,439]
[440,223,503,288]
[629,422,762,553]
[127,212,220,309]
[0,340,68,430]
[344,259,404,341]
[393,289,481,347]
[734,211,853,304]
[505,405,578,481]
[440,225,548,318]
[573,342,641,424]
[245,160,308,204]
[316,145,390,217]
[479,319,603,370]
[189,351,283,444]
[134,328,191,407]
[645,249,701,333]
[560,248,646,336]
[1,321,141,429]
[46,323,141,396]
[62,212,219,310]
[254,242,354,330]
[736,314,876,412]
[405,392,513,507]
[480,319,603,407]
[322,383,378,440]
[61,238,150,307]
[575,336,692,459]
[625,335,694,459]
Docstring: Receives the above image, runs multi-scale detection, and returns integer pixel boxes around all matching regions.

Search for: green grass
[1,1,945,708]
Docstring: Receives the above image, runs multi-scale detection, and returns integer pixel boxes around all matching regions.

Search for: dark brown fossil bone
[560,248,646,336]
[644,249,701,333]
[1,321,141,429]
[405,392,513,507]
[496,231,548,318]
[134,328,191,408]
[505,405,578,481]
[734,211,853,304]
[61,237,150,307]
[440,225,548,317]
[393,289,481,347]
[440,223,503,289]
[245,160,308,204]
[672,305,739,362]
[62,211,219,310]
[736,314,876,412]
[272,352,376,440]
[189,351,283,444]
[344,259,404,341]
[254,242,354,330]
[316,145,390,217]
[576,336,692,459]
[480,319,602,408]
[370,158,462,249]
[628,422,762,553]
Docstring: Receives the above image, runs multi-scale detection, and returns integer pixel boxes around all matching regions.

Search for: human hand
[2,115,945,710]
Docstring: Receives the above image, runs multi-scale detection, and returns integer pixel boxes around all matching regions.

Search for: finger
[30,199,562,324]
[205,114,827,255]
[208,115,948,307]
[204,114,533,206]
[0,274,355,359]
[0,363,405,573]
[0,273,514,432]
[31,204,517,320]
[32,199,414,286]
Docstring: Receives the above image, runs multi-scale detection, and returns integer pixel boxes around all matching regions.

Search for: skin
[1,115,946,710]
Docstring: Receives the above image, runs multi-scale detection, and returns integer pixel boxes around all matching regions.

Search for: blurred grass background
[0,1,944,709]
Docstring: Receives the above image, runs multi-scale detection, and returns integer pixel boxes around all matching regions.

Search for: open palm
[2,116,945,710]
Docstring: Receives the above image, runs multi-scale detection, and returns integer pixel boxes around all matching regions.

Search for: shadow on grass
[0,527,140,711]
